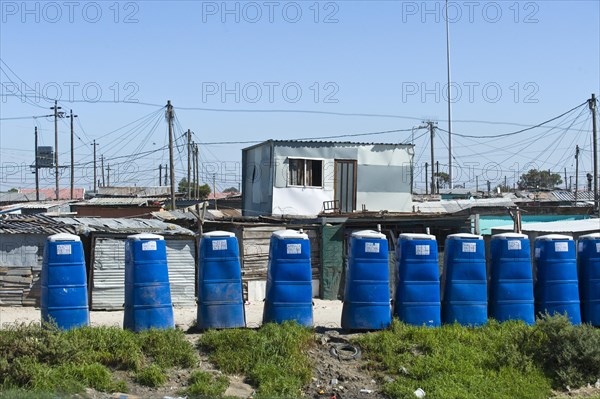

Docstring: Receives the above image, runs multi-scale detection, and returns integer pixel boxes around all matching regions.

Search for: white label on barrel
[365,242,380,253]
[462,242,476,253]
[212,240,228,250]
[579,242,584,252]
[535,248,541,258]
[142,241,157,251]
[415,245,430,255]
[507,240,521,250]
[56,244,71,255]
[596,243,600,253]
[555,242,568,252]
[287,243,302,254]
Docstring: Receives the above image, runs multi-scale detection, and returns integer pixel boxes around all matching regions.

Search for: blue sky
[1,0,599,192]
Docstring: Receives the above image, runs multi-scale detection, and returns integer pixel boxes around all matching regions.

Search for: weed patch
[139,328,197,369]
[199,321,313,398]
[135,364,167,388]
[355,319,552,399]
[0,323,197,395]
[179,370,229,398]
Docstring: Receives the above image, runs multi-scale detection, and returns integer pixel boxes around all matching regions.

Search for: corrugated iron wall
[90,236,196,310]
[0,233,45,306]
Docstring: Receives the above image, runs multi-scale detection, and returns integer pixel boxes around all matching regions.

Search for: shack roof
[0,214,193,236]
[0,214,76,235]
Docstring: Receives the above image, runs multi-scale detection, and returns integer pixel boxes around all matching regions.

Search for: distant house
[71,197,165,218]
[241,140,414,216]
[20,188,85,200]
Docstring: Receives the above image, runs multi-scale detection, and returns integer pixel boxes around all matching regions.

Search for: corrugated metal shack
[0,215,76,306]
[0,214,196,309]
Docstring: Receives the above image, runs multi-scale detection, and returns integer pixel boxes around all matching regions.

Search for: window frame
[287,157,324,188]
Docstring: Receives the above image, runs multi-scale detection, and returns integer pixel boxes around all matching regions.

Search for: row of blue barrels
[40,229,600,330]
[339,231,600,329]
[403,232,600,327]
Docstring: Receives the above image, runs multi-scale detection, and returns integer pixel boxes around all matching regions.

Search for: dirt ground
[0,299,344,330]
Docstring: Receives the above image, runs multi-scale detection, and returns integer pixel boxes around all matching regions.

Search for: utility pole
[166,101,176,210]
[575,145,580,204]
[101,155,105,187]
[564,168,568,190]
[34,126,39,201]
[445,0,453,189]
[589,93,598,215]
[50,100,63,200]
[436,161,440,194]
[159,165,162,186]
[107,164,111,187]
[569,176,572,191]
[427,121,437,196]
[164,164,168,186]
[69,110,78,199]
[187,129,192,199]
[92,141,98,193]
[213,173,217,210]
[194,143,199,199]
[476,175,479,193]
[425,162,429,195]
[504,176,508,192]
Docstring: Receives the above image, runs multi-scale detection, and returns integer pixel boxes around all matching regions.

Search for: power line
[437,101,588,139]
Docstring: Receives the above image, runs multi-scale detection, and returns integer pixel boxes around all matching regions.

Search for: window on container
[288,158,323,187]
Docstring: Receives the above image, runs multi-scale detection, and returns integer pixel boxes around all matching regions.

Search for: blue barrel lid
[536,234,572,241]
[127,233,164,241]
[447,233,482,240]
[492,232,528,240]
[272,229,308,240]
[579,232,600,240]
[352,230,386,239]
[203,230,235,237]
[398,233,435,240]
[48,233,80,242]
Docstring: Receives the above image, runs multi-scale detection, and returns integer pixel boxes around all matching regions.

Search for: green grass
[135,364,167,388]
[198,321,313,398]
[0,323,197,395]
[355,319,550,399]
[179,370,230,398]
[355,315,600,399]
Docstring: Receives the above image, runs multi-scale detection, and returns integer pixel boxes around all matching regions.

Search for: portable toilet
[263,230,313,326]
[534,234,581,325]
[41,233,89,329]
[197,231,245,329]
[578,232,600,326]
[442,233,487,326]
[341,230,391,330]
[124,233,174,331]
[395,233,441,327]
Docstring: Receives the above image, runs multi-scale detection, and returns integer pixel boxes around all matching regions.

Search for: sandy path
[0,299,344,330]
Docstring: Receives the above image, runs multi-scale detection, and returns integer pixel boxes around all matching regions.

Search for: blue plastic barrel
[578,232,600,326]
[534,234,581,325]
[489,233,534,324]
[124,234,174,331]
[197,231,245,329]
[342,230,391,330]
[442,233,487,326]
[263,230,313,326]
[395,233,440,327]
[41,233,89,329]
